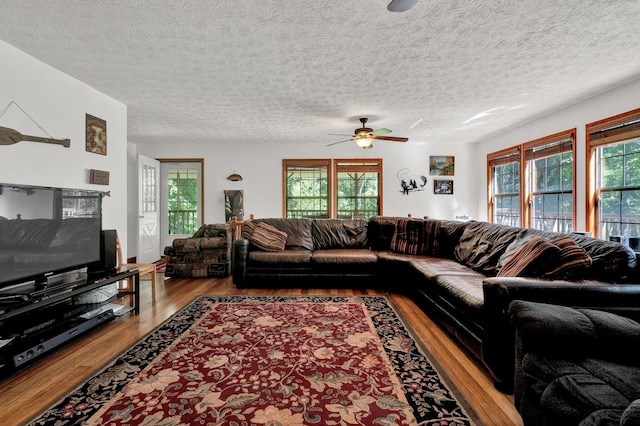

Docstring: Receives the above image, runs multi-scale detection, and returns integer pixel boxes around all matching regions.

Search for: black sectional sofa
[232,216,640,391]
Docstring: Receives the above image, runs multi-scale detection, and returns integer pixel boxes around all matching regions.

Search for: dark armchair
[163,223,232,278]
[509,300,640,426]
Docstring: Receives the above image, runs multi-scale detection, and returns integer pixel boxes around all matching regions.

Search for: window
[283,159,382,219]
[587,109,640,241]
[334,159,382,219]
[167,167,199,235]
[141,163,157,214]
[488,147,521,226]
[524,130,575,232]
[160,160,203,250]
[283,159,331,218]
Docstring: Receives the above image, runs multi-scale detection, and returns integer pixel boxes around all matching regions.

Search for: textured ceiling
[1,1,640,147]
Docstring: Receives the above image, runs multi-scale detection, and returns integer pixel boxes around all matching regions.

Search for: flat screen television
[0,182,102,291]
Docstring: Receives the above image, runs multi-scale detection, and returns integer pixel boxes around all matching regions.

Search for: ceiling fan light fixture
[355,135,373,148]
[387,0,417,12]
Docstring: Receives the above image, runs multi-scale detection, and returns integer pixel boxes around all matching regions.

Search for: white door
[137,154,161,263]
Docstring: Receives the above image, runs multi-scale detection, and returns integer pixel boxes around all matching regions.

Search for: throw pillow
[192,224,227,238]
[250,222,288,252]
[542,235,592,279]
[497,237,561,277]
[390,218,425,255]
[241,221,256,240]
[423,219,441,256]
[192,224,206,238]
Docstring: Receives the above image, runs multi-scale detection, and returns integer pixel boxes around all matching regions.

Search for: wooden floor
[0,274,523,425]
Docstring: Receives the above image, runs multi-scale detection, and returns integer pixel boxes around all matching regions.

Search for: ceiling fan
[327,118,409,149]
[387,0,417,12]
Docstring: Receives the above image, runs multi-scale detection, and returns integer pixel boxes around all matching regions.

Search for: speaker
[88,230,117,275]
[609,235,623,244]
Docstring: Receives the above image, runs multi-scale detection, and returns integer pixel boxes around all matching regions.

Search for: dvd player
[11,309,115,367]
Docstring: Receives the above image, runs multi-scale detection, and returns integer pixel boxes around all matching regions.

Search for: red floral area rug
[29,296,479,425]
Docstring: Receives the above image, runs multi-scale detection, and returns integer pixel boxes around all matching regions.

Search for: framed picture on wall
[86,114,107,155]
[434,179,454,195]
[429,156,455,176]
[224,189,244,222]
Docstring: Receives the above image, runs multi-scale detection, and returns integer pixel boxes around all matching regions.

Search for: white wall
[0,41,129,256]
[135,139,477,224]
[474,78,640,229]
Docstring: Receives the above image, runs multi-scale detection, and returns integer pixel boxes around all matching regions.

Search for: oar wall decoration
[0,126,70,148]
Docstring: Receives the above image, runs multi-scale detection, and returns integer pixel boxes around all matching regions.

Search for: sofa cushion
[455,221,526,275]
[248,250,312,264]
[433,274,485,312]
[311,219,368,249]
[411,257,485,280]
[311,248,378,264]
[572,234,637,281]
[498,237,561,277]
[376,250,430,265]
[367,216,400,251]
[543,235,592,279]
[250,222,288,252]
[258,218,314,251]
[436,220,471,259]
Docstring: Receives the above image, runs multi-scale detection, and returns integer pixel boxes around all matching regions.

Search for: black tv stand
[0,268,139,376]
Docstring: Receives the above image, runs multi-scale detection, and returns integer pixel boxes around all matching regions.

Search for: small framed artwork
[434,179,454,195]
[429,156,455,176]
[224,189,244,222]
[86,114,107,155]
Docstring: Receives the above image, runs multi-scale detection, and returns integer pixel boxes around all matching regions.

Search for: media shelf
[0,268,139,376]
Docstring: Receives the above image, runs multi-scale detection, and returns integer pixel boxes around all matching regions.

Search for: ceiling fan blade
[328,133,354,137]
[373,128,392,136]
[326,138,353,146]
[374,135,408,142]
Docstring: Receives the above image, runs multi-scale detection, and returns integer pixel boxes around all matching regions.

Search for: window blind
[523,130,575,161]
[488,146,520,167]
[588,108,640,147]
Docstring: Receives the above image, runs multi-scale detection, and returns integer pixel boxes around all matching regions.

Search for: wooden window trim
[586,107,640,236]
[522,129,576,229]
[487,146,522,223]
[282,159,382,219]
[333,158,383,218]
[282,159,332,218]
[157,158,205,227]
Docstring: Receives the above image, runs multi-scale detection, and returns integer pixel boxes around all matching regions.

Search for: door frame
[137,154,161,264]
[158,158,205,251]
